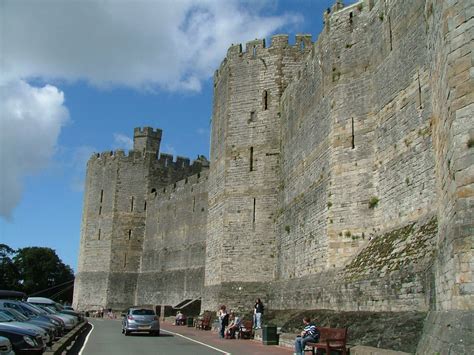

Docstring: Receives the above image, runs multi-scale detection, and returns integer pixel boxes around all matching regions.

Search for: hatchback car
[122,308,160,336]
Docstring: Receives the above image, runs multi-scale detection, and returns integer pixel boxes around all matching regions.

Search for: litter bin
[187,317,194,327]
[262,325,278,345]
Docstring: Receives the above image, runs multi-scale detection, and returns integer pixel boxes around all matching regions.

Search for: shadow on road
[66,322,93,354]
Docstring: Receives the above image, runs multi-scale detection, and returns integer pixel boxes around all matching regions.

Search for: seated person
[294,316,320,355]
[225,312,241,339]
[175,311,186,325]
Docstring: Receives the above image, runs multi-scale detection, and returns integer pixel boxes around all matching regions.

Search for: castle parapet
[215,34,313,80]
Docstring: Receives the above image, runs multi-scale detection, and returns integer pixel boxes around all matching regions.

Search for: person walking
[294,316,320,355]
[253,298,264,329]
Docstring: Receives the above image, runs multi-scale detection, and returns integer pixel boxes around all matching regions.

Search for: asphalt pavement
[73,318,293,355]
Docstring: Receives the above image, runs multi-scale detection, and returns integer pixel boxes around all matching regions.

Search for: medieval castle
[73,0,473,352]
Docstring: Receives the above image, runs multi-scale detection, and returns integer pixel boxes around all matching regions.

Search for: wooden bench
[305,327,348,355]
[238,320,254,339]
[195,312,212,330]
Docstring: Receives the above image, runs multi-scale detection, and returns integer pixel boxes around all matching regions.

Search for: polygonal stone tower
[203,34,312,311]
[73,127,206,311]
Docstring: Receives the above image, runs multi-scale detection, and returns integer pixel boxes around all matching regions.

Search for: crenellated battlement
[214,34,313,81]
[149,169,209,201]
[133,126,162,138]
[87,148,208,172]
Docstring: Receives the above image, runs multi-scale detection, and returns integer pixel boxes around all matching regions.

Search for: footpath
[160,321,293,355]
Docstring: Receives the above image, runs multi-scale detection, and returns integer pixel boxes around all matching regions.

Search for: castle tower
[133,127,162,154]
[203,34,312,311]
[73,127,207,311]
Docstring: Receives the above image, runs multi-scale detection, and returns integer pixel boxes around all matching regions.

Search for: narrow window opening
[300,41,305,51]
[250,111,255,122]
[263,90,268,110]
[173,183,177,189]
[417,71,422,108]
[252,198,256,228]
[193,196,196,212]
[252,46,257,58]
[144,201,147,211]
[197,173,201,179]
[388,16,393,51]
[99,206,102,215]
[249,147,254,172]
[100,189,104,203]
[185,178,188,184]
[98,229,101,240]
[151,188,156,194]
[349,12,353,25]
[124,253,127,268]
[128,229,132,240]
[351,118,355,149]
[130,196,134,212]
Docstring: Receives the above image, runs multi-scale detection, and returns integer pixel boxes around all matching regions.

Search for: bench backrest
[318,327,347,343]
[240,320,253,330]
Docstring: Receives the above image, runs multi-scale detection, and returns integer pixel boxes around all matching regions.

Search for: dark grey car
[121,308,160,336]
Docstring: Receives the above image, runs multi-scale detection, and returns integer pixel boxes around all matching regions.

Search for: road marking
[161,329,231,355]
[78,322,94,355]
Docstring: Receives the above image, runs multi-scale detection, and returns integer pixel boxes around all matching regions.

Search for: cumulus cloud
[1,0,301,91]
[113,133,134,151]
[0,80,69,219]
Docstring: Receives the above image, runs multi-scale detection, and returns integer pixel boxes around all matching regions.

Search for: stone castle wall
[135,171,209,307]
[276,0,437,297]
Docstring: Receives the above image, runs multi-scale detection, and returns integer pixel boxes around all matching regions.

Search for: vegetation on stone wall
[368,196,379,209]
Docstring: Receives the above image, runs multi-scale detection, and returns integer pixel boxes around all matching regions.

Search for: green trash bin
[262,325,278,345]
[187,317,194,327]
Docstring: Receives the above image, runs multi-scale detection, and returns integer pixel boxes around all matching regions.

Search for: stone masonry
[74,0,473,353]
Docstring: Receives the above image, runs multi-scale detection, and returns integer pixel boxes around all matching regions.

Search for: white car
[0,336,14,355]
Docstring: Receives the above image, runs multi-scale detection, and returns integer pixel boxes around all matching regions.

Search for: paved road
[78,319,225,355]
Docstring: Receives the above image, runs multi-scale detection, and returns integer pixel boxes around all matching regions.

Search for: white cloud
[0,80,69,219]
[1,0,301,91]
[113,133,133,151]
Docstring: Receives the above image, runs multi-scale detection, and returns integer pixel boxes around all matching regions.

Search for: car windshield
[0,313,13,322]
[0,311,15,321]
[2,308,28,321]
[131,309,155,316]
[21,303,46,315]
[38,306,55,314]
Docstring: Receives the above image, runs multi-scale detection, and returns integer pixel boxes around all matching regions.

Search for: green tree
[13,247,74,300]
[0,244,21,290]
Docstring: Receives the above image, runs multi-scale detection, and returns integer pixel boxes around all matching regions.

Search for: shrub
[368,196,379,209]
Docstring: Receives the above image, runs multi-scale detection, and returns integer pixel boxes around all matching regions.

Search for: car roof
[27,297,55,304]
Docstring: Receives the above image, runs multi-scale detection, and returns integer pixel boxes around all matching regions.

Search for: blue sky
[0,0,355,271]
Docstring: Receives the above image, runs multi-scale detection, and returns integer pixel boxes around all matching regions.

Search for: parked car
[0,323,45,354]
[122,307,160,336]
[0,311,50,346]
[0,336,14,355]
[0,309,55,345]
[27,298,83,321]
[30,305,77,331]
[0,300,65,336]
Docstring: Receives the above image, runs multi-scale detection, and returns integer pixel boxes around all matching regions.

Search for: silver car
[122,308,160,336]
